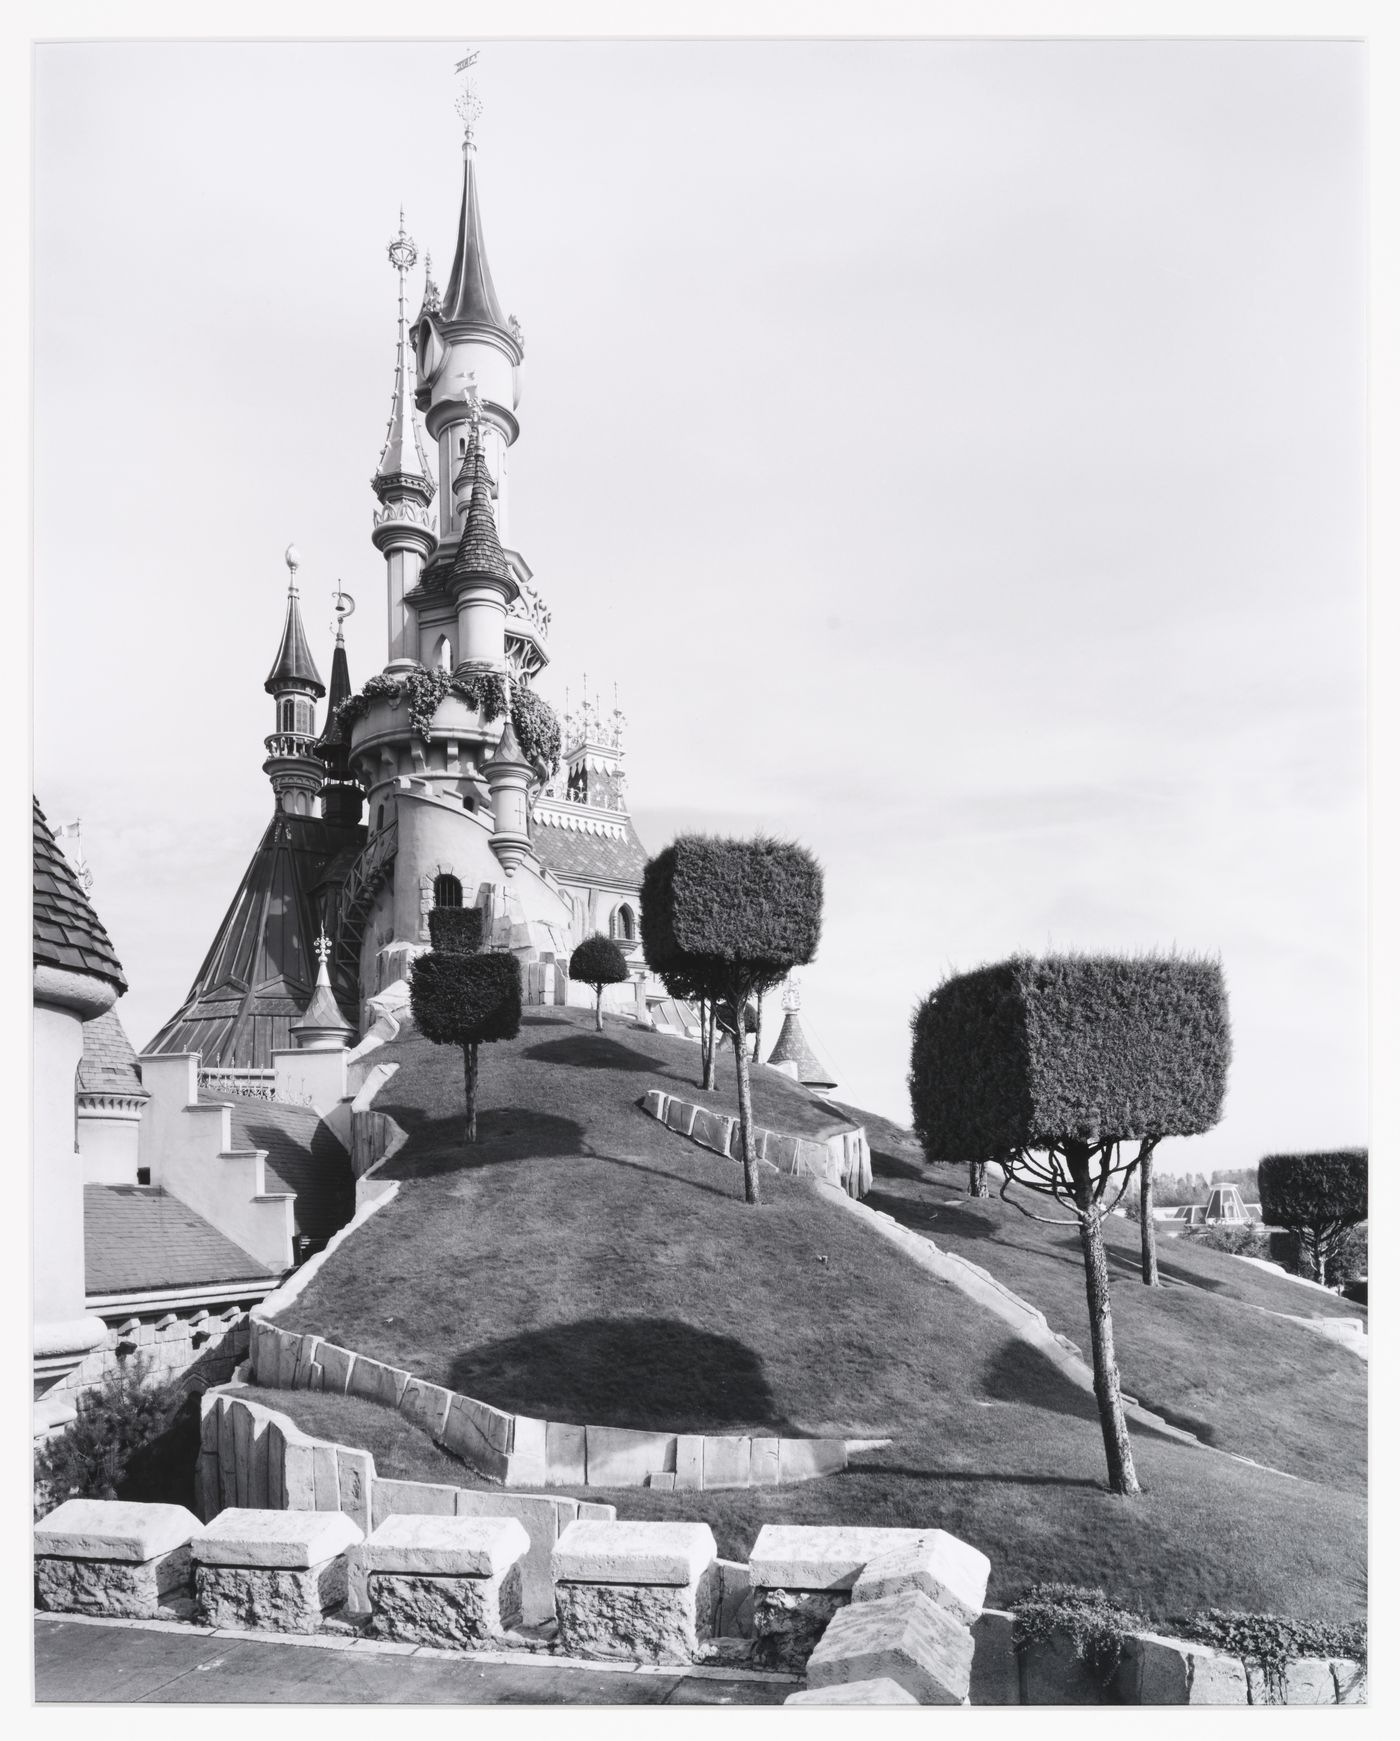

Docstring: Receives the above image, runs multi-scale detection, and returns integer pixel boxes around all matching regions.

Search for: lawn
[270,1008,1365,1625]
[864,1174,1367,1493]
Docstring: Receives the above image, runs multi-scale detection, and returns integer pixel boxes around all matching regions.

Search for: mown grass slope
[274,1008,1365,1622]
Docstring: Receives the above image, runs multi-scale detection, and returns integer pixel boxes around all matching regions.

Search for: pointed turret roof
[489,714,530,769]
[264,583,325,697]
[376,213,435,492]
[442,151,512,336]
[33,798,127,992]
[451,426,510,584]
[767,1010,838,1091]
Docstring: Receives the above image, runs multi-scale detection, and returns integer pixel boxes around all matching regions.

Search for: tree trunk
[969,1161,989,1197]
[595,986,603,1031]
[1138,1139,1160,1285]
[753,993,764,1067]
[1066,1143,1140,1496]
[731,992,760,1205]
[1311,1226,1327,1289]
[462,1041,479,1145]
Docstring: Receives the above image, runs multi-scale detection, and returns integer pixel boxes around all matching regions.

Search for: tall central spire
[441,57,513,338]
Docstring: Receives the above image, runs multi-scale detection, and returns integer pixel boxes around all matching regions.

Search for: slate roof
[145,811,364,1069]
[767,1011,838,1089]
[85,1185,275,1295]
[78,1008,148,1098]
[441,154,511,335]
[451,432,510,584]
[264,588,325,696]
[532,807,648,888]
[33,799,127,991]
[224,1102,354,1247]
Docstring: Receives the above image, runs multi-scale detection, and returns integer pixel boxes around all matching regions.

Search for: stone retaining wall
[246,1318,862,1491]
[640,1090,872,1199]
[36,1306,250,1432]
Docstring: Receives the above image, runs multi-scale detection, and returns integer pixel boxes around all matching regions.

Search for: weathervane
[454,51,483,144]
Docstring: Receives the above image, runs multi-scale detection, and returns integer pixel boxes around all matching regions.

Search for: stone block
[441,1393,513,1479]
[674,1435,704,1490]
[196,1452,221,1522]
[364,1514,529,1578]
[193,1507,363,1569]
[217,1400,237,1508]
[750,1524,935,1593]
[1127,1631,1248,1705]
[337,1447,374,1535]
[316,1341,354,1395]
[231,1398,254,1508]
[576,1501,617,1522]
[399,1377,452,1441]
[504,1414,548,1487]
[665,1098,698,1137]
[765,1133,801,1174]
[713,1559,754,1638]
[312,1442,340,1511]
[1284,1657,1337,1704]
[35,1545,193,1620]
[554,1566,718,1665]
[247,1413,271,1509]
[749,1438,781,1486]
[195,1557,348,1634]
[552,1519,717,1587]
[806,1589,974,1705]
[776,1438,847,1484]
[702,1435,751,1489]
[1019,1631,1111,1704]
[249,1318,276,1382]
[346,1355,410,1410]
[690,1108,733,1155]
[368,1564,524,1646]
[647,1472,676,1490]
[546,1420,587,1485]
[785,1678,920,1706]
[584,1424,678,1488]
[274,1328,300,1388]
[793,1139,838,1182]
[282,1441,316,1511]
[1332,1659,1367,1704]
[453,1489,573,1626]
[291,1333,322,1389]
[852,1530,990,1625]
[970,1608,1020,1705]
[640,1089,668,1121]
[371,1478,459,1529]
[752,1588,848,1671]
[35,1499,200,1563]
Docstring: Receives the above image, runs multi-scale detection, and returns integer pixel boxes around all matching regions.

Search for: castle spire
[263,546,327,817]
[442,61,513,339]
[376,210,434,488]
[264,546,324,697]
[450,417,510,586]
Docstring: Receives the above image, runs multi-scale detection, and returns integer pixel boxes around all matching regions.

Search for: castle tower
[448,409,519,670]
[563,683,629,812]
[262,546,326,817]
[317,589,364,827]
[484,714,535,874]
[372,213,437,670]
[411,78,523,566]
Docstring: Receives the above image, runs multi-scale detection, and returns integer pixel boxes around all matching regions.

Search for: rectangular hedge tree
[908,952,1231,1495]
[410,950,522,1145]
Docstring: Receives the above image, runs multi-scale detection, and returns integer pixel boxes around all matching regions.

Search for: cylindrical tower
[262,546,326,817]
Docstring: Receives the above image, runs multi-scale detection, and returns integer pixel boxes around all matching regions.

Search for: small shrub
[34,1360,200,1518]
[1184,1222,1269,1259]
[569,934,630,1030]
[1171,1610,1367,1702]
[1011,1583,1144,1689]
[428,906,484,956]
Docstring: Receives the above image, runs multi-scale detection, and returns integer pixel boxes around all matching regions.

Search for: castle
[148,82,652,1073]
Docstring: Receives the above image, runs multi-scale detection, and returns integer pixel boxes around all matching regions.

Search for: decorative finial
[314,928,332,966]
[422,250,441,315]
[783,974,802,1014]
[387,210,417,275]
[454,50,483,144]
[332,585,356,643]
[284,543,300,594]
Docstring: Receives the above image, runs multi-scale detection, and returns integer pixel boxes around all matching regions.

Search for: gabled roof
[264,588,325,697]
[33,799,127,992]
[78,1008,148,1099]
[441,153,511,337]
[767,1010,838,1090]
[85,1185,275,1295]
[145,811,364,1070]
[532,806,648,887]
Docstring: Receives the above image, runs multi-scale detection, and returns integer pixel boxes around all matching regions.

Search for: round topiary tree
[908,952,1231,1496]
[409,949,522,1144]
[1257,1150,1367,1288]
[642,834,823,1205]
[569,934,630,1031]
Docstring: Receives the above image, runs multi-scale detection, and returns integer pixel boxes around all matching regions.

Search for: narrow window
[612,903,636,942]
[376,804,385,833]
[279,697,295,732]
[433,874,462,909]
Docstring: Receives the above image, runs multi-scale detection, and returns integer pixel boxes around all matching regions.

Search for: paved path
[34,1615,795,1706]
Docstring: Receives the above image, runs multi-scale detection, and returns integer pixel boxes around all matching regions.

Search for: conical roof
[489,714,530,769]
[78,1008,148,1098]
[442,153,512,337]
[264,588,325,696]
[767,1010,837,1090]
[33,798,127,992]
[375,289,434,488]
[451,430,509,584]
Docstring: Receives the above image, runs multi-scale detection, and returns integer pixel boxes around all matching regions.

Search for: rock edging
[640,1089,872,1198]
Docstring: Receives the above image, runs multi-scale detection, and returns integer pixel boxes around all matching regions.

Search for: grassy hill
[272,1007,1365,1622]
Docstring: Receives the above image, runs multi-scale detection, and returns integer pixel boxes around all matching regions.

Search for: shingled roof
[78,1008,148,1098]
[85,1185,275,1295]
[33,799,127,992]
[767,1010,838,1090]
[532,805,648,887]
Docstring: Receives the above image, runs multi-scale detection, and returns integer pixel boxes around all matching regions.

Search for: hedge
[1257,1151,1367,1231]
[410,950,522,1047]
[428,907,484,957]
[908,954,1232,1163]
[640,835,823,978]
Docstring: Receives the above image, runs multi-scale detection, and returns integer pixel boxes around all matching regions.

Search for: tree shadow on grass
[448,1317,800,1435]
[522,1035,661,1072]
[980,1338,1104,1422]
[378,1107,588,1180]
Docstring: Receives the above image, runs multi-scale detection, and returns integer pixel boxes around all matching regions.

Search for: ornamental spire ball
[284,544,300,592]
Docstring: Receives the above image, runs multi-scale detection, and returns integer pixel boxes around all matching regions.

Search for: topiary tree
[1257,1150,1367,1289]
[642,834,823,1205]
[428,906,484,956]
[569,933,630,1031]
[409,949,522,1144]
[908,953,1231,1496]
[659,965,717,1089]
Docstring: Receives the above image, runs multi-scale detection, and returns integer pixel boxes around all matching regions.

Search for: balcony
[263,732,322,760]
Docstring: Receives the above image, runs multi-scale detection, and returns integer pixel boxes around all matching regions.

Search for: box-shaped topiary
[1257,1150,1367,1289]
[428,906,485,956]
[410,950,522,1144]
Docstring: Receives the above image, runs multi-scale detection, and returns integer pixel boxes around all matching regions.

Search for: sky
[31,38,1366,1174]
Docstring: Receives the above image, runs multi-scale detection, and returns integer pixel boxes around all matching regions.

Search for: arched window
[376,804,385,833]
[279,697,295,732]
[611,902,636,942]
[434,874,463,909]
[294,697,312,736]
[437,637,453,672]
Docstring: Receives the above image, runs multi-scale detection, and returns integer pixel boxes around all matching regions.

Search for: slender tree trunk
[595,985,603,1031]
[753,993,764,1067]
[1312,1226,1327,1289]
[462,1041,479,1145]
[969,1161,989,1197]
[731,987,760,1205]
[1138,1139,1161,1285]
[1066,1142,1140,1496]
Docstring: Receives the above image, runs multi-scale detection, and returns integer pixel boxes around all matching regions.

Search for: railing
[263,733,321,760]
[198,1068,277,1102]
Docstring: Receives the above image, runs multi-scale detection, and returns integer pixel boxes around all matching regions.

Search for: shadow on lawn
[980,1338,1101,1421]
[448,1317,800,1435]
[522,1035,661,1072]
[377,1107,588,1180]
